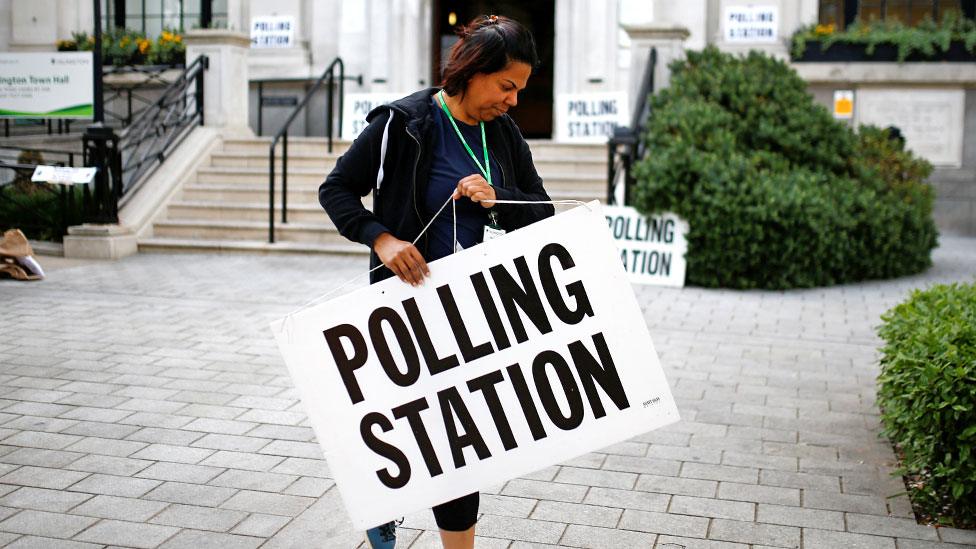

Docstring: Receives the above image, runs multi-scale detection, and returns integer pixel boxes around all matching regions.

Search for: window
[102,0,228,36]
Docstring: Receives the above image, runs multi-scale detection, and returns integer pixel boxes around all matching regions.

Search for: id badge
[483,224,506,241]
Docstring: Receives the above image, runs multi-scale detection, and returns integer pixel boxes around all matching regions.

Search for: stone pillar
[622,24,690,100]
[184,29,252,136]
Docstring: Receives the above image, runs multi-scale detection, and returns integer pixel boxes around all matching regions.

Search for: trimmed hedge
[631,47,938,289]
[878,282,976,527]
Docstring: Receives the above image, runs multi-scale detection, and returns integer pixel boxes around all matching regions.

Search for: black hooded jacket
[319,88,554,283]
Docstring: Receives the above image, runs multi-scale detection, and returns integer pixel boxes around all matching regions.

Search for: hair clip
[485,14,499,24]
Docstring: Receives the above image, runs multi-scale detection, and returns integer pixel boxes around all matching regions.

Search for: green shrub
[631,47,937,289]
[878,282,976,527]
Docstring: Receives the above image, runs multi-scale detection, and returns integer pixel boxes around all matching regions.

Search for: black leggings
[431,492,479,531]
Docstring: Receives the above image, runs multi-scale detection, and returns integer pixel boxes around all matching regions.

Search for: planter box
[794,39,975,62]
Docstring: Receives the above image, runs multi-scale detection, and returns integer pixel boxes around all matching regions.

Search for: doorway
[432,0,555,139]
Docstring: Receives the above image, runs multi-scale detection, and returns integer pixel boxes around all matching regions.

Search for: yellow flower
[161,31,172,42]
[120,36,130,47]
[814,23,835,36]
[138,38,150,54]
[173,35,182,43]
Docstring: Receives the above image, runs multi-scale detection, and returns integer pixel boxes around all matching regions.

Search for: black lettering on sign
[368,306,420,387]
[402,297,460,375]
[361,412,410,488]
[392,397,443,477]
[438,386,492,468]
[532,350,585,430]
[537,243,594,325]
[568,332,630,418]
[506,363,548,441]
[436,284,494,363]
[489,256,553,343]
[470,271,512,351]
[467,369,518,450]
[322,324,368,404]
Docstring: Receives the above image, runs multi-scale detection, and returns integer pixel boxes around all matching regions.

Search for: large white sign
[342,93,404,139]
[724,5,778,42]
[556,92,629,143]
[604,206,688,287]
[0,52,93,119]
[250,15,295,48]
[855,88,964,168]
[272,202,679,529]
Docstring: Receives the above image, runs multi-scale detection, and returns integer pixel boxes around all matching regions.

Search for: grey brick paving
[0,236,973,547]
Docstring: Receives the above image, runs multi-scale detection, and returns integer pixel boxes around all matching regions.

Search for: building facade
[2,0,974,231]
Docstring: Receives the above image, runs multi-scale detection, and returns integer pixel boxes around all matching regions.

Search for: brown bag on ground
[0,229,42,281]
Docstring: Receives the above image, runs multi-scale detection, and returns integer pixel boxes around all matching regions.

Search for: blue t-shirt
[425,95,500,261]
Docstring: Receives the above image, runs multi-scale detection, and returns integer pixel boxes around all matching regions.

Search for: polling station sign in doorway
[604,206,688,288]
[272,202,679,529]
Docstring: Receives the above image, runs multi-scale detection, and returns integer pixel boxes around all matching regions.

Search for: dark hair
[441,15,539,97]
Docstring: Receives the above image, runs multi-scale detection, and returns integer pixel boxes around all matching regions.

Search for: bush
[878,282,976,527]
[631,47,937,289]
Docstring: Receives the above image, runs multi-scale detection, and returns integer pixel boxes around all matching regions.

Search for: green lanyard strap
[436,91,492,186]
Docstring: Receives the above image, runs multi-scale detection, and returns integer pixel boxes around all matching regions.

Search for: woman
[319,14,553,549]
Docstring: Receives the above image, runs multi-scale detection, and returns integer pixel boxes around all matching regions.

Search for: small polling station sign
[341,93,404,139]
[603,206,688,288]
[724,4,778,42]
[31,165,96,185]
[271,202,679,529]
[555,92,628,143]
[250,15,295,48]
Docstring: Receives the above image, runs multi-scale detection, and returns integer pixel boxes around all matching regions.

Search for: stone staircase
[138,136,608,254]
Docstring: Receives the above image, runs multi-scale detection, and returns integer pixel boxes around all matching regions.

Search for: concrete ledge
[793,62,976,84]
[63,224,138,259]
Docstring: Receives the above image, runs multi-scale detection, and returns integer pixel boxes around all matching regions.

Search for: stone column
[184,29,252,136]
[622,24,690,100]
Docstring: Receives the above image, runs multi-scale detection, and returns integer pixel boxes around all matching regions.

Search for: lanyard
[436,91,492,186]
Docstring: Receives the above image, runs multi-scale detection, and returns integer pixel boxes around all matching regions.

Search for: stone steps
[140,137,608,255]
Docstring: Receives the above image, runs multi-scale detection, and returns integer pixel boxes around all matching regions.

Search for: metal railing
[115,55,206,205]
[1,56,206,233]
[607,48,657,205]
[267,57,347,243]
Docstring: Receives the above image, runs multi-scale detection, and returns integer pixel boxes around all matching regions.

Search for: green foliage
[55,28,184,66]
[631,47,937,289]
[878,282,976,527]
[0,183,85,243]
[792,12,976,61]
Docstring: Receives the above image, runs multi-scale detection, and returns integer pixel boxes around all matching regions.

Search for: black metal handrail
[115,55,207,205]
[268,57,346,243]
[607,48,657,205]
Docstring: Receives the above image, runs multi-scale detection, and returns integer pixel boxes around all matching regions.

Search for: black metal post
[326,73,334,153]
[83,124,120,223]
[93,0,105,125]
[268,147,275,243]
[257,82,264,135]
[282,133,288,224]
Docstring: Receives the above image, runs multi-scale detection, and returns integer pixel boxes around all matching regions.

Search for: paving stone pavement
[1,235,975,549]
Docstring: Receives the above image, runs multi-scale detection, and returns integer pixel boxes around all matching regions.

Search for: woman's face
[464,61,532,122]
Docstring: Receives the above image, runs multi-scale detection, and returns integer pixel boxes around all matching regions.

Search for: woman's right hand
[373,232,430,286]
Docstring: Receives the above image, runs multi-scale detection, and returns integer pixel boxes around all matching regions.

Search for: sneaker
[365,520,397,548]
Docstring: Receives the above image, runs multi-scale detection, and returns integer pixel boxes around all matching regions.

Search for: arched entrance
[432,0,555,139]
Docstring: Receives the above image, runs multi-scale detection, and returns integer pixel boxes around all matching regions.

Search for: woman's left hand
[454,174,496,208]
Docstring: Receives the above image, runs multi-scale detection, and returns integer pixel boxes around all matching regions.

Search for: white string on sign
[277,195,594,337]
